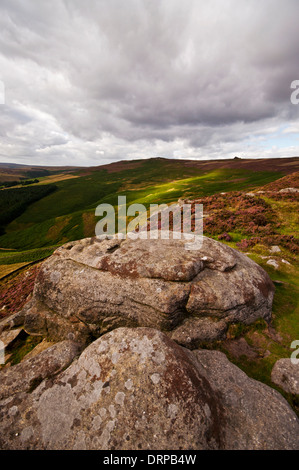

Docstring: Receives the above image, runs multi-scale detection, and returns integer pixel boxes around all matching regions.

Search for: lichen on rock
[0,327,298,450]
[20,235,274,347]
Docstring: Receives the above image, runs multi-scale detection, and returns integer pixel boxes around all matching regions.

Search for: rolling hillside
[0,156,299,415]
[1,156,298,252]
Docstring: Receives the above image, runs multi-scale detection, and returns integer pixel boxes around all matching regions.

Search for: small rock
[169,317,228,348]
[270,245,281,253]
[0,310,25,335]
[0,328,24,349]
[222,337,259,359]
[193,349,299,450]
[279,187,299,193]
[281,259,291,266]
[271,358,299,395]
[0,340,82,400]
[273,280,289,286]
[266,259,279,269]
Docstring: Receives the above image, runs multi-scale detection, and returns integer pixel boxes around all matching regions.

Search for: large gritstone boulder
[0,328,298,450]
[22,235,274,346]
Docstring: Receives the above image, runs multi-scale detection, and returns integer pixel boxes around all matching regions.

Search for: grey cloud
[0,0,298,165]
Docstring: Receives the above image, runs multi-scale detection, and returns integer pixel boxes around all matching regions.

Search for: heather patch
[184,192,299,256]
[260,171,299,192]
[0,265,40,318]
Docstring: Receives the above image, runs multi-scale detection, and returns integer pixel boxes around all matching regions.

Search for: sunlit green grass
[0,162,283,250]
[263,197,299,236]
[0,246,57,265]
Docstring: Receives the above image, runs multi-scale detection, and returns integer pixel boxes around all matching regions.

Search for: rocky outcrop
[193,350,299,450]
[0,340,81,400]
[271,358,299,395]
[0,328,24,351]
[279,187,299,193]
[169,317,228,348]
[0,327,298,450]
[22,235,274,347]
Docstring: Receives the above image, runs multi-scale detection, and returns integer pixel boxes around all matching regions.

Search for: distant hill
[0,162,81,169]
[0,163,81,182]
[78,156,299,176]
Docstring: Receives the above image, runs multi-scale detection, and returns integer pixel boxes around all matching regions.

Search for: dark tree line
[0,178,40,188]
[0,184,57,234]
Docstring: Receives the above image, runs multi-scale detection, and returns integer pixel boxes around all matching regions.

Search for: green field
[0,158,284,250]
[0,157,298,414]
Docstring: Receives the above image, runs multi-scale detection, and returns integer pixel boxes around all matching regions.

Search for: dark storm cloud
[0,0,298,165]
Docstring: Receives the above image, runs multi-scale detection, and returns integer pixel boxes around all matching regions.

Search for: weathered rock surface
[0,328,298,450]
[193,349,299,450]
[21,235,274,346]
[169,317,228,347]
[21,339,56,362]
[0,328,223,450]
[271,358,299,395]
[0,310,25,335]
[0,340,81,400]
[279,187,299,193]
[0,328,24,350]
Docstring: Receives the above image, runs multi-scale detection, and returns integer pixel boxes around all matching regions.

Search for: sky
[0,0,299,167]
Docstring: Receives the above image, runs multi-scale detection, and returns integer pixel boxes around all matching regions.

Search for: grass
[0,246,57,266]
[0,161,285,250]
[271,274,299,340]
[0,262,30,278]
[0,158,298,413]
[217,254,299,414]
[265,196,299,236]
[177,184,299,414]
